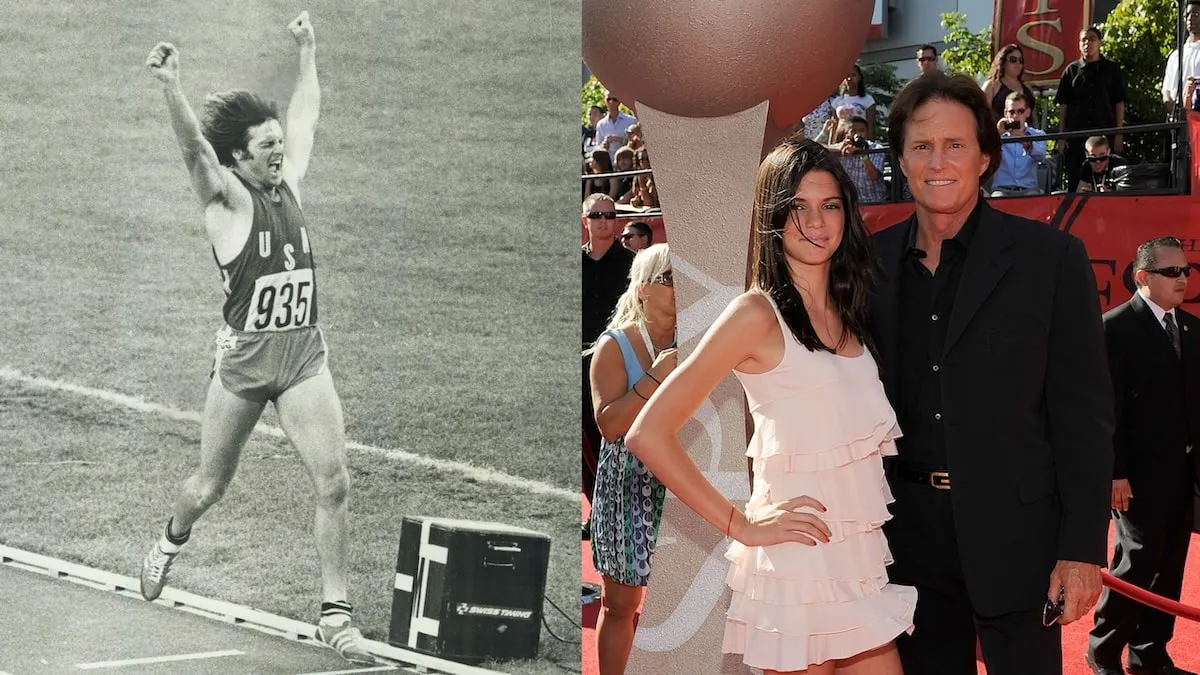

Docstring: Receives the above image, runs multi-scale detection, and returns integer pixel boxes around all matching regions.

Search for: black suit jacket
[869,200,1115,615]
[1103,293,1200,497]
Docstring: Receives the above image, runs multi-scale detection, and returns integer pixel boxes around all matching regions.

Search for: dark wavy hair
[750,138,881,359]
[987,44,1025,84]
[840,63,866,97]
[888,71,1003,182]
[200,91,280,167]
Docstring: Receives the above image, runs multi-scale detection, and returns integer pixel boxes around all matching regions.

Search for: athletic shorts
[210,324,329,404]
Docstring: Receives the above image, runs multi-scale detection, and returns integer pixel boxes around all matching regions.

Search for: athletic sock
[320,600,353,627]
[159,517,191,554]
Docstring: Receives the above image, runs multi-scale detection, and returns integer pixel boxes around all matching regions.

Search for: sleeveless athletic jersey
[214,175,319,332]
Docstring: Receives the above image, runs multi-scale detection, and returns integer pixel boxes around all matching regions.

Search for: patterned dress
[723,295,917,670]
[589,328,667,586]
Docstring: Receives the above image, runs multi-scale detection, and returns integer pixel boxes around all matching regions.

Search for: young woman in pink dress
[627,138,916,675]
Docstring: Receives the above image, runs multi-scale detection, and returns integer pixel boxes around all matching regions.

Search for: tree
[940,11,991,80]
[581,76,606,125]
[862,62,901,137]
[1099,0,1178,164]
[581,75,633,125]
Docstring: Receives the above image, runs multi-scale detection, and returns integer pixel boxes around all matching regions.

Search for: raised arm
[283,11,320,187]
[146,43,228,206]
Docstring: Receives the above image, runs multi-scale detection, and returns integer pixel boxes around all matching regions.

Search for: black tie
[1165,312,1181,358]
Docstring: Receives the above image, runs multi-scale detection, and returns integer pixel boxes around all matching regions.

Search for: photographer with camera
[827,116,888,203]
[990,91,1047,197]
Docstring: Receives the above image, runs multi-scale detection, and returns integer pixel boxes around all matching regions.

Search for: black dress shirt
[1055,56,1128,132]
[895,203,982,467]
[582,242,634,348]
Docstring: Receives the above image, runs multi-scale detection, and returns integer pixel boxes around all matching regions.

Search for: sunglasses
[1043,590,1065,627]
[1086,155,1110,163]
[587,211,617,220]
[1006,56,1024,64]
[651,270,674,287]
[1147,266,1192,278]
[918,56,937,63]
[620,232,646,241]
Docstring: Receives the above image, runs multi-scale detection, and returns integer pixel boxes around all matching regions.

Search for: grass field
[0,1,581,672]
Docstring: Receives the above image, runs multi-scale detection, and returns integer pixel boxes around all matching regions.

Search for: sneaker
[316,623,375,665]
[139,541,180,601]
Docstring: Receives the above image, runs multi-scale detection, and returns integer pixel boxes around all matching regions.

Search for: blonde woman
[587,243,677,675]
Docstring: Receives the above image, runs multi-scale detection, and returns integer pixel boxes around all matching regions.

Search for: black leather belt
[893,462,952,490]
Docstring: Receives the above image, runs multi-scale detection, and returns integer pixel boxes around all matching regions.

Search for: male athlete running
[140,12,373,664]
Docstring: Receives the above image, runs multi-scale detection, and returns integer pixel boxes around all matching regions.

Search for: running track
[0,564,392,675]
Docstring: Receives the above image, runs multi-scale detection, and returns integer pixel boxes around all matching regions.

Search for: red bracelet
[725,506,735,538]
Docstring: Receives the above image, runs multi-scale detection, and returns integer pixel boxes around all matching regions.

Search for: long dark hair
[589,148,614,173]
[750,138,880,359]
[201,91,280,167]
[840,63,866,97]
[987,44,1024,83]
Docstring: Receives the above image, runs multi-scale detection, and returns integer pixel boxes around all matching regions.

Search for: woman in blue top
[586,243,677,675]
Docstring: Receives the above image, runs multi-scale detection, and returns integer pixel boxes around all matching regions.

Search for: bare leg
[834,642,903,675]
[274,368,350,604]
[596,576,646,675]
[170,375,266,535]
[764,661,836,675]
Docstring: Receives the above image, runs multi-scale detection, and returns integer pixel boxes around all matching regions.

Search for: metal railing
[580,120,1192,207]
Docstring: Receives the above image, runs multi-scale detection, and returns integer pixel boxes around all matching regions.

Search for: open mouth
[925,179,955,187]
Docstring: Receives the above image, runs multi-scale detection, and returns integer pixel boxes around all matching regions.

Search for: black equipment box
[388,516,552,664]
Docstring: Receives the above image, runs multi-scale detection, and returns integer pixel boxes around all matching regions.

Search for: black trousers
[1087,465,1194,670]
[1063,138,1086,192]
[582,354,600,502]
[886,478,1063,675]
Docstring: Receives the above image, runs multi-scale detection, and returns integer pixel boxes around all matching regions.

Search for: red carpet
[582,496,1200,674]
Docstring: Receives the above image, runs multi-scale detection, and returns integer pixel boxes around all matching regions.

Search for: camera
[1004,120,1021,130]
[850,134,868,149]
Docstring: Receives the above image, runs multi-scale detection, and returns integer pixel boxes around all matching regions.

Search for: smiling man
[139,12,374,665]
[868,72,1115,675]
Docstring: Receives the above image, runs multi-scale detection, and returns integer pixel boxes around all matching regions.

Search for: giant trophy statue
[583,2,876,671]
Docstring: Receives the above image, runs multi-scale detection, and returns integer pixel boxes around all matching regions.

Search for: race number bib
[245,269,315,332]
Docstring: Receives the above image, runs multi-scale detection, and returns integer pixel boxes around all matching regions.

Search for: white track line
[290,662,398,667]
[0,544,503,675]
[0,367,574,501]
[75,649,243,669]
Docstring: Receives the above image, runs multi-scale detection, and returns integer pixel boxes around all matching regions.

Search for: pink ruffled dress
[723,296,917,671]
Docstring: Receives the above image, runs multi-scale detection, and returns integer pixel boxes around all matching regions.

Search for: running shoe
[316,623,376,665]
[139,541,181,601]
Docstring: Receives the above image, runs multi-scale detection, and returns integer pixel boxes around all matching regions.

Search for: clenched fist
[146,42,180,83]
[288,11,315,47]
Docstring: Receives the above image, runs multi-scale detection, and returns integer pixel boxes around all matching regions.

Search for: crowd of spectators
[581,7,1200,217]
[583,93,659,212]
[790,19,1193,201]
[789,31,1141,201]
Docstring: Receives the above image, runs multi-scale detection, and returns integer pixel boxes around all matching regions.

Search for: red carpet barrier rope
[1101,571,1200,622]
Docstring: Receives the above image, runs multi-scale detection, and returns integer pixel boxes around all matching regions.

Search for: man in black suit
[869,72,1115,675]
[582,194,634,539]
[1087,237,1200,675]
